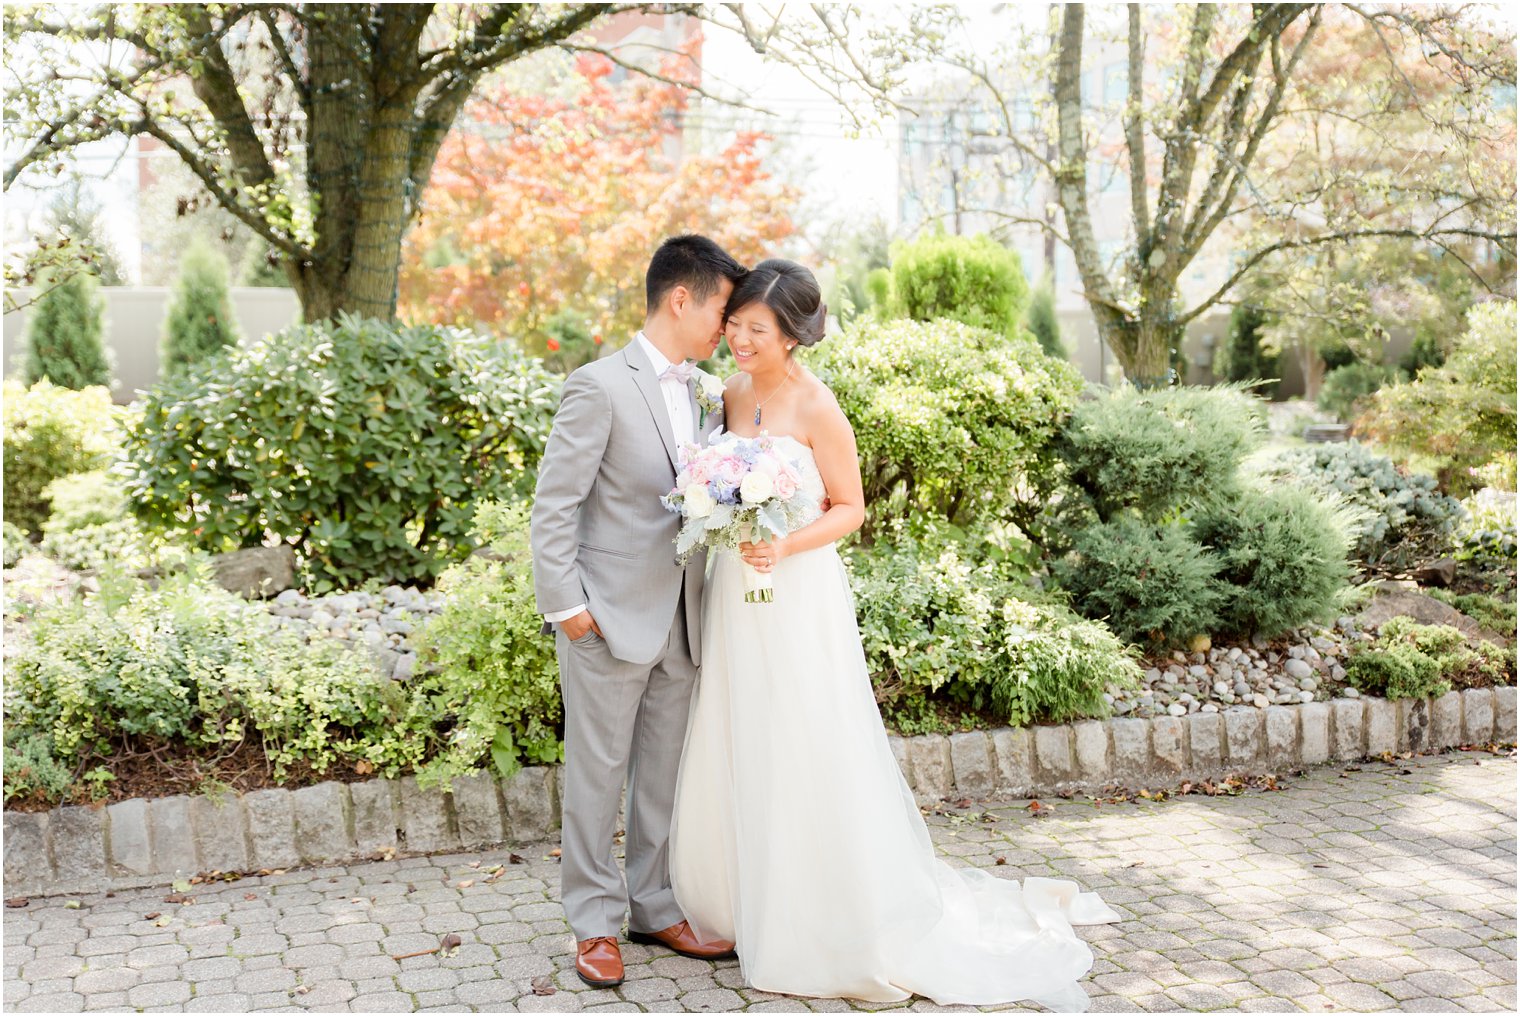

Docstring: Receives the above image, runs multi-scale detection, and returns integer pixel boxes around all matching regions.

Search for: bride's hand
[739,537,786,573]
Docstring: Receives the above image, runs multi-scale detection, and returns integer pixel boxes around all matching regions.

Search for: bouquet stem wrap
[741,522,773,603]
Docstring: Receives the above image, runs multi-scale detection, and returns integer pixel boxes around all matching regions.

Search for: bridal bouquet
[661,435,813,603]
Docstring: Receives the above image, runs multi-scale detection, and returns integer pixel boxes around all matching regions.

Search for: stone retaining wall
[5,687,1514,898]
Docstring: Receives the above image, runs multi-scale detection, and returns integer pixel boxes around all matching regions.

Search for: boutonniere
[695,372,725,427]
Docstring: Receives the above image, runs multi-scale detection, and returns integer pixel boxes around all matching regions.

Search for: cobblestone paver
[4,750,1514,1013]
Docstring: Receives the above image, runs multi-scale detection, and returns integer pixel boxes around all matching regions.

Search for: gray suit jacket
[530,343,719,666]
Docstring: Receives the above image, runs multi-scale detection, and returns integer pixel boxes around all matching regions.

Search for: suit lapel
[625,345,679,468]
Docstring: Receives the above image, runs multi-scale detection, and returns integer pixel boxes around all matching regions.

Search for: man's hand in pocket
[560,610,603,641]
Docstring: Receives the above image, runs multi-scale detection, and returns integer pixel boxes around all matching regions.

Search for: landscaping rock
[1431,690,1464,748]
[147,795,198,877]
[350,779,400,855]
[1033,725,1075,786]
[1495,686,1517,742]
[190,795,249,873]
[1299,702,1331,765]
[210,545,296,599]
[1462,688,1495,744]
[292,782,354,862]
[502,767,556,842]
[1071,721,1109,784]
[990,728,1034,796]
[3,811,50,890]
[1331,699,1366,760]
[906,735,953,801]
[106,799,151,878]
[243,789,300,869]
[1355,581,1505,644]
[451,772,507,847]
[948,731,995,797]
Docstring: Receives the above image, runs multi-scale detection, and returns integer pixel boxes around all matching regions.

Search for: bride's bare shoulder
[798,370,850,434]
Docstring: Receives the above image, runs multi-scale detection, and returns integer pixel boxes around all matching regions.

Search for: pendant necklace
[753,361,795,427]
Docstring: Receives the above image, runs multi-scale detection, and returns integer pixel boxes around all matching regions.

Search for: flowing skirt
[670,546,1121,1010]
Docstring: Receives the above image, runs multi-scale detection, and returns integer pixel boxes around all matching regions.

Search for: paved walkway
[4,750,1515,1013]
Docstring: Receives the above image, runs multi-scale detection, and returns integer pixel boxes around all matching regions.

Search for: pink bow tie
[661,360,696,384]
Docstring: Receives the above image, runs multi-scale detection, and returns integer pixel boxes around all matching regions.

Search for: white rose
[699,374,725,403]
[684,484,715,519]
[739,470,775,504]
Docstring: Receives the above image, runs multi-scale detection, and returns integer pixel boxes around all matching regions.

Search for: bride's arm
[741,397,864,569]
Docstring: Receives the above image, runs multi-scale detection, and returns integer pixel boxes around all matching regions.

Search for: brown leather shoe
[628,920,736,960]
[575,936,624,988]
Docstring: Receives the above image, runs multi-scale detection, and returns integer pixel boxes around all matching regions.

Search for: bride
[668,259,1121,1011]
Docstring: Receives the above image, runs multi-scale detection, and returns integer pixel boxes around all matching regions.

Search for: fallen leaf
[154,917,171,927]
[163,893,192,905]
[1125,861,1145,868]
[293,985,310,996]
[143,911,162,920]
[953,798,972,809]
[994,856,1007,866]
[244,893,257,901]
[440,932,463,957]
[456,880,475,889]
[64,900,81,910]
[354,759,375,775]
[531,974,556,996]
[3,898,28,908]
[508,853,526,865]
[468,861,481,869]
[549,848,562,858]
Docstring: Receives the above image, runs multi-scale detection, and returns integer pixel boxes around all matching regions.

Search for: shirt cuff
[543,604,588,625]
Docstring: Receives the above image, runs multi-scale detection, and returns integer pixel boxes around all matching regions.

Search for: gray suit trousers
[556,592,698,940]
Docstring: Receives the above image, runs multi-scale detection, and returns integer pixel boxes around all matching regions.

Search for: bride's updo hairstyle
[725,259,828,349]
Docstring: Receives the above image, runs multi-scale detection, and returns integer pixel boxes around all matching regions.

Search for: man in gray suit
[530,235,746,988]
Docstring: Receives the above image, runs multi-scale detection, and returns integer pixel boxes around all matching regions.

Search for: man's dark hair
[645,235,747,315]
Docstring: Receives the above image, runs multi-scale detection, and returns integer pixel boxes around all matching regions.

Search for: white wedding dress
[670,434,1121,1011]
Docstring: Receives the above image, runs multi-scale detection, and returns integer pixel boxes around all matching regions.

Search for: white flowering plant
[660,434,814,602]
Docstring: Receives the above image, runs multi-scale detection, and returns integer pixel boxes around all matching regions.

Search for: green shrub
[1318,362,1401,422]
[2,379,123,534]
[864,267,893,315]
[1050,515,1225,646]
[1056,384,1266,523]
[23,269,111,390]
[160,238,240,380]
[1213,303,1280,399]
[1345,641,1449,700]
[992,598,1141,728]
[1453,488,1517,571]
[408,501,564,783]
[808,317,1081,537]
[1426,589,1517,639]
[889,232,1030,335]
[1023,273,1066,359]
[847,528,1010,730]
[847,526,1139,730]
[36,470,182,572]
[1195,483,1356,638]
[1264,442,1464,571]
[1360,300,1517,494]
[4,521,29,568]
[121,313,561,592]
[5,569,427,797]
[1,729,74,807]
[1347,616,1514,699]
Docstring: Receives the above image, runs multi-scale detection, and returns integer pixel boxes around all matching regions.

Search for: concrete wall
[3,287,302,403]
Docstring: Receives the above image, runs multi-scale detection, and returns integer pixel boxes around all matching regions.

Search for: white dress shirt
[543,333,696,626]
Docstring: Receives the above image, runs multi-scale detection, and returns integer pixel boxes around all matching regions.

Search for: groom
[530,235,745,988]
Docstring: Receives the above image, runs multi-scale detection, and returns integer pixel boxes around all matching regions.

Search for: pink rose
[686,460,711,485]
[773,472,798,499]
[716,456,746,485]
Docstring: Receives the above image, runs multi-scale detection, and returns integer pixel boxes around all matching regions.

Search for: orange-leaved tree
[400,53,797,368]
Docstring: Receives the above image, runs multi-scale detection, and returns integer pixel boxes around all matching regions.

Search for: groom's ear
[667,284,691,317]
